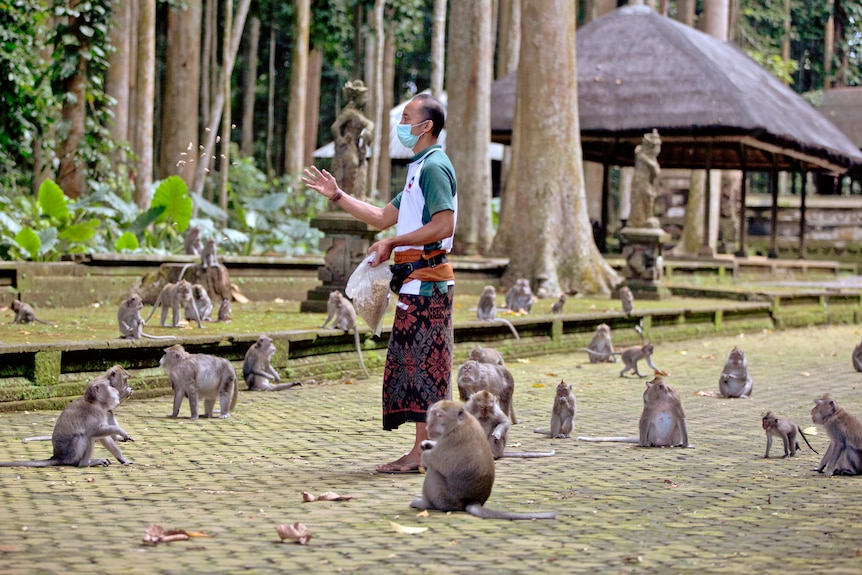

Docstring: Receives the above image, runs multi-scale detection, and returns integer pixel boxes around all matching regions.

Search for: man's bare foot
[376,453,420,474]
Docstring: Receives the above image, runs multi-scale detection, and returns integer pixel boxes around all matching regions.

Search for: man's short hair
[413,93,445,137]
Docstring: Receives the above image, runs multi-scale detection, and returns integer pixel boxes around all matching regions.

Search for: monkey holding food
[534,381,576,439]
[410,400,556,520]
[718,346,753,398]
[465,390,554,459]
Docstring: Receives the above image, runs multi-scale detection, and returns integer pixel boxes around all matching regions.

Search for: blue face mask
[397,121,427,149]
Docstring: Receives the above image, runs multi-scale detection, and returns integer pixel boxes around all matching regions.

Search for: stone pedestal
[618,226,672,300]
[300,211,379,313]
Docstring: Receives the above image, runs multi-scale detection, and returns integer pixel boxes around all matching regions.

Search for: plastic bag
[345,255,392,336]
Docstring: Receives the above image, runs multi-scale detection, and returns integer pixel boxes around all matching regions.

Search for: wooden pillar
[698,145,714,256]
[734,145,748,258]
[599,160,611,253]
[768,160,779,259]
[798,168,808,259]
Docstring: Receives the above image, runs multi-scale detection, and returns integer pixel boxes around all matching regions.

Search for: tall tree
[284,0,310,177]
[105,0,131,152]
[430,0,446,97]
[219,0,233,217]
[241,16,261,158]
[134,0,156,207]
[160,0,202,185]
[505,0,620,296]
[447,0,494,255]
[368,0,385,200]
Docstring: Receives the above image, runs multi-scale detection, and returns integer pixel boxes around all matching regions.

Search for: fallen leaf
[276,522,312,545]
[544,372,557,377]
[799,371,810,377]
[302,492,317,502]
[698,354,716,360]
[415,510,429,518]
[802,426,818,435]
[515,358,531,364]
[694,390,715,397]
[388,521,428,535]
[676,350,688,355]
[531,383,545,388]
[142,524,192,546]
[303,491,352,502]
[664,479,679,488]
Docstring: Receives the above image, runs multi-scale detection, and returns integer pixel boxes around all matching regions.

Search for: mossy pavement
[1,323,861,574]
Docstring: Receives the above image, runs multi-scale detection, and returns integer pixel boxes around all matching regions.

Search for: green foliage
[150,176,194,233]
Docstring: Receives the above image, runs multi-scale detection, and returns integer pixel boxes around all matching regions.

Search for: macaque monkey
[218,298,232,322]
[243,335,302,391]
[200,237,218,269]
[718,346,753,398]
[0,379,133,467]
[145,280,203,328]
[762,412,818,458]
[638,375,689,447]
[581,343,661,377]
[469,345,505,366]
[811,395,862,476]
[852,338,862,372]
[409,400,557,520]
[10,299,53,325]
[476,285,520,339]
[457,359,516,423]
[319,291,369,378]
[551,293,566,314]
[117,294,176,340]
[184,225,203,256]
[185,284,213,322]
[619,286,634,315]
[534,381,576,438]
[504,278,534,313]
[581,323,617,363]
[160,344,238,420]
[465,390,554,459]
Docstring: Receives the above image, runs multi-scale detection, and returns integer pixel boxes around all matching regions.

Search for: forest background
[0,0,859,295]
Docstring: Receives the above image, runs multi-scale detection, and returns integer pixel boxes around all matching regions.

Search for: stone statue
[330,80,374,201]
[627,129,662,229]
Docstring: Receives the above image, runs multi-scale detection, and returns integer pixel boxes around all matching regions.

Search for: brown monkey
[811,395,862,476]
[117,294,176,340]
[466,390,554,459]
[160,344,238,420]
[551,293,566,314]
[852,338,862,372]
[581,343,662,377]
[534,381,576,438]
[185,283,213,322]
[581,323,617,363]
[145,280,203,328]
[619,286,634,315]
[469,345,505,366]
[10,299,53,325]
[242,335,302,391]
[639,375,688,447]
[718,346,753,398]
[409,400,556,520]
[0,379,133,467]
[762,411,818,458]
[504,278,534,314]
[476,285,520,339]
[319,291,369,378]
[457,359,516,424]
[217,297,232,322]
[184,225,203,255]
[200,237,218,269]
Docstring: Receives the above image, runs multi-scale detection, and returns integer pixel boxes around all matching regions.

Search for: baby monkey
[465,390,554,459]
[10,299,54,325]
[762,411,817,458]
[534,381,576,438]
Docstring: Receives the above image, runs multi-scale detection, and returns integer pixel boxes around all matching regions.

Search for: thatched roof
[491,5,862,174]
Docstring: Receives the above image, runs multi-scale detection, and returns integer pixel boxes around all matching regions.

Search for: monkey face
[762,414,777,430]
[10,300,20,311]
[86,381,121,410]
[106,366,133,402]
[458,361,478,384]
[127,294,143,311]
[812,398,837,424]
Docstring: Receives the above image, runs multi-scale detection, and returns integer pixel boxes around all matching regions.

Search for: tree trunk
[378,34,395,200]
[677,0,695,26]
[506,0,620,296]
[241,16,261,158]
[284,0,309,177]
[824,0,834,88]
[430,0,446,97]
[201,0,214,128]
[56,2,88,199]
[266,24,277,178]
[447,0,494,255]
[134,0,156,207]
[161,0,201,185]
[304,47,322,167]
[191,0,252,198]
[670,170,705,255]
[367,0,384,201]
[105,0,131,149]
[219,0,233,220]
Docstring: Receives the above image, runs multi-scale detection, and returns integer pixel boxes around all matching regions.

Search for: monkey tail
[230,375,239,411]
[797,427,819,455]
[465,503,557,520]
[144,294,162,323]
[0,459,59,467]
[576,436,639,443]
[20,436,52,443]
[34,318,54,325]
[502,451,556,458]
[141,333,177,340]
[533,428,552,436]
[492,319,520,340]
[353,329,370,378]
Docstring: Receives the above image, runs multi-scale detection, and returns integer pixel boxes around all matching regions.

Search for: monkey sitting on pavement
[762,411,818,458]
[0,378,134,467]
[409,400,557,520]
[534,381,576,439]
[811,395,862,476]
[243,335,302,391]
[465,390,554,459]
[160,344,238,420]
[10,299,54,325]
[718,346,753,398]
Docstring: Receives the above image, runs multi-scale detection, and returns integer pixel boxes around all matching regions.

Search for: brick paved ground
[1,323,861,574]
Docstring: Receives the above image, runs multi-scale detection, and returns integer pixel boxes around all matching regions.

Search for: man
[302,93,457,473]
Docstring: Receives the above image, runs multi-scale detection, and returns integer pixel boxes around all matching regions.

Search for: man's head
[400,94,446,151]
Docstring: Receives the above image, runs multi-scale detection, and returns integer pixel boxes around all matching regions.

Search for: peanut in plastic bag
[345,256,392,336]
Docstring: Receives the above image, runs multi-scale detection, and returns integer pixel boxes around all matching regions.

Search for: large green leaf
[38,228,58,255]
[14,227,41,260]
[38,179,70,224]
[150,176,193,232]
[193,194,228,221]
[115,231,139,251]
[57,220,99,242]
[247,192,289,213]
[129,205,167,235]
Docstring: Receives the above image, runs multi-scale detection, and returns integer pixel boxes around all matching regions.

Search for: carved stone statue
[627,129,662,229]
[330,80,374,201]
